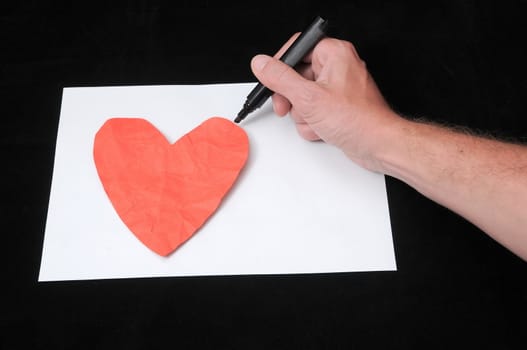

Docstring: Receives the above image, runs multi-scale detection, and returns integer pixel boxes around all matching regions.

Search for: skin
[250,35,527,261]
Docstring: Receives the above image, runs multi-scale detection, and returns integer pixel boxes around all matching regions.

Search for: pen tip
[234,108,248,124]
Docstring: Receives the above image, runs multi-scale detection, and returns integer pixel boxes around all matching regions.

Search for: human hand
[252,36,527,260]
[251,36,403,172]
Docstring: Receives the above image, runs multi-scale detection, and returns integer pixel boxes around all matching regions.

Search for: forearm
[252,35,527,260]
[376,116,527,260]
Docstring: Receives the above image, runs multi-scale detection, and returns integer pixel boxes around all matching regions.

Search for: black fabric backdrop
[1,1,526,349]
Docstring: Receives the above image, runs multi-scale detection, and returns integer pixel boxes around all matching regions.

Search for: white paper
[38,83,396,281]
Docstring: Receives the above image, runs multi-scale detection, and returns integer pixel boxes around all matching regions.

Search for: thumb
[251,54,309,104]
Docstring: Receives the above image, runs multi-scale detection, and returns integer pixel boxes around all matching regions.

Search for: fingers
[296,62,315,81]
[251,54,320,141]
[266,32,309,117]
[251,54,313,105]
[252,34,335,117]
[274,33,324,81]
[271,93,291,116]
[300,38,362,81]
[295,121,320,141]
[273,32,301,59]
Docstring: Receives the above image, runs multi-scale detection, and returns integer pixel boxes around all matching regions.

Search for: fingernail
[251,55,270,72]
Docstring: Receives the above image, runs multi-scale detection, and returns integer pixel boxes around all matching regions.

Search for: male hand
[250,36,402,171]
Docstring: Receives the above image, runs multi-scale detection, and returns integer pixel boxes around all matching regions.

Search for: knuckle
[318,38,354,54]
[275,65,292,84]
[296,123,319,141]
[262,59,290,84]
[294,83,325,115]
[318,38,363,63]
[297,83,317,104]
[339,40,357,53]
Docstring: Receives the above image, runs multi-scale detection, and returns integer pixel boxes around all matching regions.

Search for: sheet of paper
[39,83,397,281]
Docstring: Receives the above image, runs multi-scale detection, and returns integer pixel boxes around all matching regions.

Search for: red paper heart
[93,117,249,256]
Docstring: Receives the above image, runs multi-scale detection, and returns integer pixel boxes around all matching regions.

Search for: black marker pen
[234,16,328,123]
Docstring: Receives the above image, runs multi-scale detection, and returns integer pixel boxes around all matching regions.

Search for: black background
[1,1,527,349]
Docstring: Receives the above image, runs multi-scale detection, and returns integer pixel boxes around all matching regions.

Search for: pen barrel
[235,16,328,123]
[246,83,272,110]
[247,17,328,108]
[279,16,328,66]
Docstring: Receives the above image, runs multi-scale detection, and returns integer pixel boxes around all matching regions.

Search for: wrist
[373,115,433,190]
[340,110,412,175]
[372,116,448,199]
[373,114,416,177]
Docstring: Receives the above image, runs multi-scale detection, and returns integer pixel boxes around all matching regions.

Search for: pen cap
[279,16,328,66]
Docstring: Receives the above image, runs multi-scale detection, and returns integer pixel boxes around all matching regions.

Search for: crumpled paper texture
[93,117,249,256]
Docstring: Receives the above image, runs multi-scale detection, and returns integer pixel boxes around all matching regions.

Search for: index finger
[273,32,301,59]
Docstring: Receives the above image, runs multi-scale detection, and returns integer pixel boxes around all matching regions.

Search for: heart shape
[93,117,249,256]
